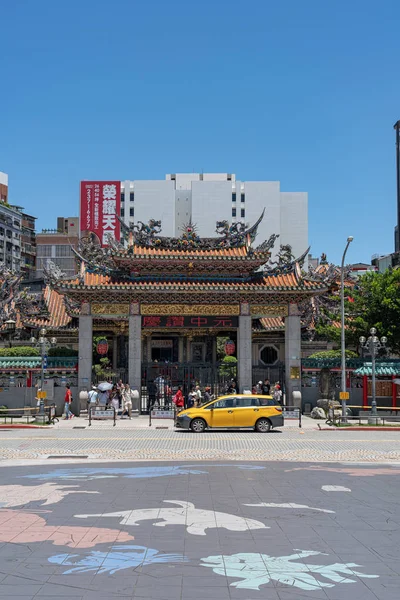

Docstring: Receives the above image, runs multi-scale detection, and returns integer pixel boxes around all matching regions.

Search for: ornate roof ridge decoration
[118,211,266,251]
[0,265,50,330]
[262,244,310,277]
[298,254,354,341]
[43,260,73,288]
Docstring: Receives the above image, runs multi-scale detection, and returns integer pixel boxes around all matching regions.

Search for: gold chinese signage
[92,303,129,315]
[140,304,240,316]
[290,367,300,380]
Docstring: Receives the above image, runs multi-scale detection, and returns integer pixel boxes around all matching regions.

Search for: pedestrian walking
[64,384,73,420]
[194,385,202,407]
[262,379,271,395]
[203,386,212,404]
[110,385,120,414]
[172,385,184,419]
[97,388,109,407]
[87,385,98,414]
[121,383,134,419]
[273,384,283,404]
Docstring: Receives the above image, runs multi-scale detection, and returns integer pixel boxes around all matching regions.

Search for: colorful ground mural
[0,461,392,598]
[76,500,268,535]
[49,544,188,574]
[200,551,379,591]
[0,509,134,548]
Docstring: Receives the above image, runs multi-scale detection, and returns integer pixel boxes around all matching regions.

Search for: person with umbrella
[97,381,113,407]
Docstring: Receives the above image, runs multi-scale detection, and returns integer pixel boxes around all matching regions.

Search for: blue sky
[1,0,399,264]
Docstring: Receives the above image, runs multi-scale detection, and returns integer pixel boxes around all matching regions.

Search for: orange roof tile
[26,287,72,329]
[117,245,258,258]
[258,317,285,330]
[61,271,325,291]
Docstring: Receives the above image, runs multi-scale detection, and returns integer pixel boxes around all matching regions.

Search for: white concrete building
[120,173,308,261]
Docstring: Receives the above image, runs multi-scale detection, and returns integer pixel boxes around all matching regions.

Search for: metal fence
[252,364,285,391]
[140,362,237,413]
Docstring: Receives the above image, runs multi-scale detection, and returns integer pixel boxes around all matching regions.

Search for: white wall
[175,190,192,235]
[280,192,308,264]
[244,181,281,257]
[191,181,232,237]
[0,172,8,186]
[117,175,309,257]
[133,180,176,237]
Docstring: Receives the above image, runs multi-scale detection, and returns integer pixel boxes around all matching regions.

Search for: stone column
[78,302,92,392]
[178,337,184,364]
[128,303,142,398]
[112,335,118,370]
[284,303,302,405]
[238,303,252,393]
[146,335,152,363]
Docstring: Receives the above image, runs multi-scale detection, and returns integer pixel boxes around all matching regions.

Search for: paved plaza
[1,418,400,463]
[0,460,399,599]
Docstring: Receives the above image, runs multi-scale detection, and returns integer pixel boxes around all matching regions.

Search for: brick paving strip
[1,426,400,462]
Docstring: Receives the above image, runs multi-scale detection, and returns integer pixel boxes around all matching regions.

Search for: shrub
[0,347,40,357]
[48,347,78,357]
[219,355,237,376]
[308,349,358,359]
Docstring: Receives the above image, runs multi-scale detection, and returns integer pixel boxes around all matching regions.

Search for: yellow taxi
[175,394,283,433]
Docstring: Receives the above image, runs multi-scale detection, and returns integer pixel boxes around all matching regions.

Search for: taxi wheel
[255,418,271,433]
[190,418,206,433]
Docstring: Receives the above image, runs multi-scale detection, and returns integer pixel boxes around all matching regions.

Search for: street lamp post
[30,328,57,416]
[359,328,387,422]
[340,236,354,418]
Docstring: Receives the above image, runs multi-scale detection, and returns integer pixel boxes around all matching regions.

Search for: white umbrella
[97,382,113,392]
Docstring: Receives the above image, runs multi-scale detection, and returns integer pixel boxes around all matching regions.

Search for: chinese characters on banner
[142,316,239,328]
[80,181,121,247]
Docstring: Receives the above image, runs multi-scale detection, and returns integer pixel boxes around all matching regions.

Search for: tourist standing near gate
[172,385,184,418]
[87,385,98,414]
[121,383,134,419]
[64,384,73,420]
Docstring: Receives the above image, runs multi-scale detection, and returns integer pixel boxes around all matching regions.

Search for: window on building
[130,192,134,202]
[130,207,134,217]
[232,193,236,202]
[260,345,278,365]
[0,228,4,236]
[121,208,125,217]
[232,208,236,218]
[121,192,125,203]
[36,245,52,257]
[55,245,73,257]
[241,208,245,218]
[6,231,11,239]
[241,194,245,203]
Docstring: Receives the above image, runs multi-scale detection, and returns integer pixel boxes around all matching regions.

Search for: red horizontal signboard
[142,316,238,328]
[80,181,121,247]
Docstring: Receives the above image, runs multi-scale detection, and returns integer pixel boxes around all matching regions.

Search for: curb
[318,427,400,431]
[0,425,51,429]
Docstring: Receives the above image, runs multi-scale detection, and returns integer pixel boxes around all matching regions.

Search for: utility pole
[394,121,400,252]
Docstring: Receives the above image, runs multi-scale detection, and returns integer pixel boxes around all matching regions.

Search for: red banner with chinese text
[142,316,238,328]
[80,181,121,247]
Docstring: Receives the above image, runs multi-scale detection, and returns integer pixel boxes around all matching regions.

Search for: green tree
[93,357,116,380]
[315,269,400,355]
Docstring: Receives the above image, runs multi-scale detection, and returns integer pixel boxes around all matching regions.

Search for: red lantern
[96,339,109,355]
[225,340,236,356]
